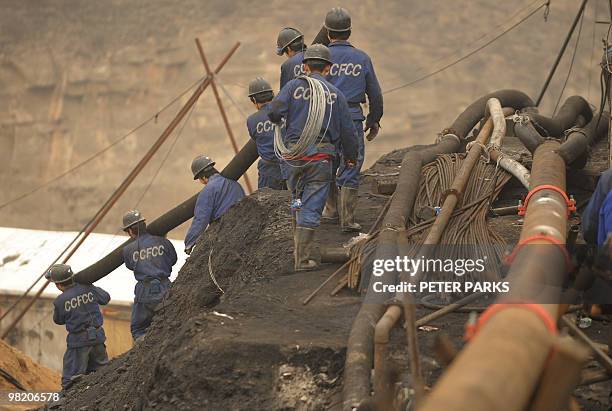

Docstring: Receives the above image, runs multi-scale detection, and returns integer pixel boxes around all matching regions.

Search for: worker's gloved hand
[365,122,380,141]
[184,245,194,256]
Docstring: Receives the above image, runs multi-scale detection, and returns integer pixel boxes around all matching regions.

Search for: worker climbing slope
[47,264,110,390]
[277,27,307,89]
[184,155,245,254]
[323,7,384,232]
[246,77,287,190]
[268,44,358,271]
[121,210,177,340]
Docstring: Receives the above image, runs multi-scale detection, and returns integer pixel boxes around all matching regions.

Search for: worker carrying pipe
[46,264,110,390]
[322,7,384,232]
[184,155,245,254]
[121,210,177,341]
[246,77,287,190]
[277,27,307,89]
[267,43,358,271]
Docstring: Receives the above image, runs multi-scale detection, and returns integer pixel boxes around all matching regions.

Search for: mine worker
[121,210,177,340]
[268,44,358,271]
[322,7,384,232]
[247,77,286,190]
[582,169,612,293]
[47,263,110,390]
[185,155,245,254]
[277,27,307,89]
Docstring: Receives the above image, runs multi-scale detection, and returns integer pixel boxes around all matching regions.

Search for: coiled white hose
[274,76,332,160]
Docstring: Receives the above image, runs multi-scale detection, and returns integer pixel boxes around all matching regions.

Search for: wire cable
[553,10,585,115]
[382,0,550,95]
[0,75,206,212]
[274,76,332,160]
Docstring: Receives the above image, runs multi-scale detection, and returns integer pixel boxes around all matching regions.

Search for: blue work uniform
[328,40,383,189]
[247,103,286,190]
[268,73,358,228]
[52,284,110,389]
[280,51,306,90]
[184,174,245,249]
[583,169,612,246]
[123,232,177,339]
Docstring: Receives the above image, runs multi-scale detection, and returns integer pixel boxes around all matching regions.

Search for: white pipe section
[485,98,506,149]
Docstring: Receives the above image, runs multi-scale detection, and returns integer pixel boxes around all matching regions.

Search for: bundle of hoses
[407,154,511,290]
[274,76,331,160]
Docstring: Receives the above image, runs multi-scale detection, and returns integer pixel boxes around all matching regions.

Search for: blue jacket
[123,232,177,302]
[267,73,358,161]
[280,51,305,90]
[327,40,383,125]
[53,284,110,348]
[247,103,278,162]
[583,169,612,246]
[185,174,245,249]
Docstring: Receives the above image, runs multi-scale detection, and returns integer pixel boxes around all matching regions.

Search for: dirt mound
[50,188,372,410]
[0,340,60,392]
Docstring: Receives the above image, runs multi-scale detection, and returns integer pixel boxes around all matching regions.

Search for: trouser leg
[62,346,90,389]
[287,159,331,270]
[131,302,157,340]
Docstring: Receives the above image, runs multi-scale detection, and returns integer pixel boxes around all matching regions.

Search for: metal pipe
[70,43,246,285]
[415,292,485,327]
[515,120,546,153]
[195,39,254,194]
[489,149,530,189]
[373,118,495,406]
[373,304,402,408]
[535,0,589,106]
[74,139,257,285]
[557,111,609,166]
[528,337,590,411]
[1,44,242,339]
[425,117,494,245]
[320,247,350,263]
[418,141,570,411]
[343,90,535,411]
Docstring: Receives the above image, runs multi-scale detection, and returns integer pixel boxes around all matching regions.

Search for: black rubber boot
[340,187,362,232]
[322,183,339,221]
[294,227,318,271]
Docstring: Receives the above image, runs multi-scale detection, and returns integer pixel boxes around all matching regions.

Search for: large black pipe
[515,122,546,154]
[557,111,609,167]
[74,139,258,284]
[448,89,534,139]
[530,96,592,137]
[342,89,536,410]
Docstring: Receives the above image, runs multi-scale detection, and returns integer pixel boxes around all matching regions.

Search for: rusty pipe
[418,141,570,411]
[373,304,402,409]
[195,39,254,194]
[343,90,535,411]
[373,118,495,406]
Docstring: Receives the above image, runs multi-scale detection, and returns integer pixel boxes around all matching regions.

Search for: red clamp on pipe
[464,303,558,341]
[503,234,573,271]
[517,184,576,217]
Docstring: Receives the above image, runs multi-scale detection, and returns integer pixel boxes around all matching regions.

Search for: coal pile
[49,189,351,410]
